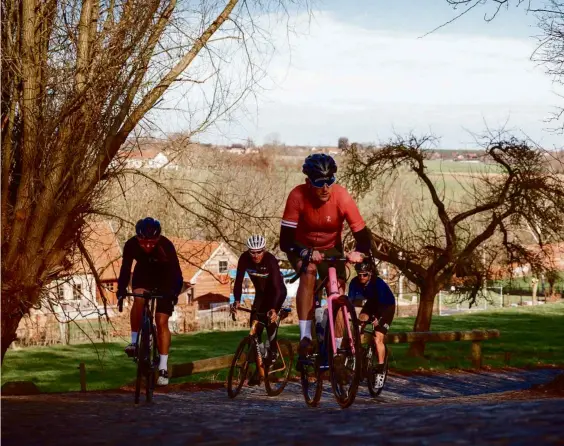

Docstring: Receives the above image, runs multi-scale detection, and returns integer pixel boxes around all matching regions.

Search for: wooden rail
[168,329,500,378]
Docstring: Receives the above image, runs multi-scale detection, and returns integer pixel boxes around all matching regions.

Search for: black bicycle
[361,320,389,397]
[118,291,164,404]
[227,306,294,398]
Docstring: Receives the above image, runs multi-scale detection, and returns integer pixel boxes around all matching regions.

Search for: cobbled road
[3,369,564,445]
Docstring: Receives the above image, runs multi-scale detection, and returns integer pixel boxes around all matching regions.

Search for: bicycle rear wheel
[227,336,253,398]
[367,344,389,397]
[299,341,323,407]
[264,340,294,396]
[328,297,361,409]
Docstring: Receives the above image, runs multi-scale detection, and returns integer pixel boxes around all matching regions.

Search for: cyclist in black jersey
[117,217,183,386]
[231,235,287,385]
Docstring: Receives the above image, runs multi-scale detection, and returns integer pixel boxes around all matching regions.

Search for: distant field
[3,302,563,393]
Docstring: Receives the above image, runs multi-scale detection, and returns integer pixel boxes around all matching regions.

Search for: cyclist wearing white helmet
[231,235,287,385]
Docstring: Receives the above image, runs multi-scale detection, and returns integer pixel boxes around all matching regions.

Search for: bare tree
[342,134,564,356]
[338,136,349,150]
[0,0,309,361]
[439,1,564,131]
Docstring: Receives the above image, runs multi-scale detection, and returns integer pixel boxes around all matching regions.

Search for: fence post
[78,362,87,392]
[471,341,482,369]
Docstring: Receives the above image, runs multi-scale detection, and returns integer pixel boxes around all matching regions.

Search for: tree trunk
[408,284,439,357]
[531,277,539,305]
[1,294,28,363]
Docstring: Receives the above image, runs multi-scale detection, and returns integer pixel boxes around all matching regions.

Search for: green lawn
[2,303,563,393]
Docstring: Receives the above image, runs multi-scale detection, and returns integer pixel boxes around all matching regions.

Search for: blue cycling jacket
[348,275,396,305]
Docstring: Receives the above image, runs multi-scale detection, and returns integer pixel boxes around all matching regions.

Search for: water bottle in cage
[315,307,326,343]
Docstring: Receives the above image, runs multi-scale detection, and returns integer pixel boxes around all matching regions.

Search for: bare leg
[375,332,386,363]
[155,313,171,355]
[130,288,147,333]
[296,262,317,321]
[331,279,348,341]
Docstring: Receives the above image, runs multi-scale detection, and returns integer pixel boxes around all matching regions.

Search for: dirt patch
[530,373,564,397]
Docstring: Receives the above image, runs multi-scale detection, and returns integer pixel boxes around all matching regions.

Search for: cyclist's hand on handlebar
[230,301,240,314]
[311,250,324,264]
[267,309,277,324]
[346,251,365,264]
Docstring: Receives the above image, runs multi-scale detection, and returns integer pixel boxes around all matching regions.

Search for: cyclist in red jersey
[279,153,372,358]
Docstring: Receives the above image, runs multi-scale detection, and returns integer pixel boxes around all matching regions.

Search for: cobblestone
[3,369,564,445]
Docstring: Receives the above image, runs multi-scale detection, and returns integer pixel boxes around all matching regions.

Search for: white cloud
[156,11,562,148]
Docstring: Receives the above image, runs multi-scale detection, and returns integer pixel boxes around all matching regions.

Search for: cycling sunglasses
[310,176,336,188]
[249,249,265,256]
[357,272,371,278]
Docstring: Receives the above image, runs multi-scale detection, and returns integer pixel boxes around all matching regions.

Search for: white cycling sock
[159,354,168,371]
[131,332,138,344]
[335,337,343,349]
[299,320,312,340]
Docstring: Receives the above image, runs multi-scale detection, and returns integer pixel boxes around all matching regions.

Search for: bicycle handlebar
[287,252,367,283]
[117,291,168,313]
[230,305,291,322]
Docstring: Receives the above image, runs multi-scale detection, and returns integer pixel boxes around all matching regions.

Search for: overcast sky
[154,0,562,149]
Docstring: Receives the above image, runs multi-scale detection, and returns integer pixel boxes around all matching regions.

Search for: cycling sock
[159,354,168,370]
[299,320,312,340]
[335,337,343,349]
[131,332,138,344]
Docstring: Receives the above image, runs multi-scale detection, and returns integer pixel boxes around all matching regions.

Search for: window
[219,260,228,273]
[72,283,82,300]
[57,285,65,300]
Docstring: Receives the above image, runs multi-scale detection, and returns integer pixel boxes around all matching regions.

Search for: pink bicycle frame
[325,264,356,356]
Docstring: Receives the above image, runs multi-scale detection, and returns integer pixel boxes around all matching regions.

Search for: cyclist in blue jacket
[348,261,396,375]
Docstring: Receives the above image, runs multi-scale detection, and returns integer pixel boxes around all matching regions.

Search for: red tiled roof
[126,147,162,160]
[72,221,122,281]
[167,238,221,282]
[71,226,226,284]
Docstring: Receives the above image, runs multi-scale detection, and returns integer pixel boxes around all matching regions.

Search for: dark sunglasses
[249,250,265,256]
[310,176,336,189]
[357,272,371,277]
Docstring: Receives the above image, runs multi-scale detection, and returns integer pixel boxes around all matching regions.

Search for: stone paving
[3,369,564,445]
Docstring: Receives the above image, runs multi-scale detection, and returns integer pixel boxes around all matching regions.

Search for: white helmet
[246,234,266,250]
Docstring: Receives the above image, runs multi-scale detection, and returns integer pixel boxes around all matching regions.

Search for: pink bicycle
[293,256,362,409]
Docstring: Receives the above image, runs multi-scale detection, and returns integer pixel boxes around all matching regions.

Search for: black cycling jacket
[117,236,183,296]
[233,251,287,311]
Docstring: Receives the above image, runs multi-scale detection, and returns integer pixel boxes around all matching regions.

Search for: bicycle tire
[227,336,253,398]
[367,344,389,398]
[328,297,362,409]
[264,340,294,397]
[134,351,143,405]
[135,323,150,405]
[145,322,158,403]
[299,341,323,407]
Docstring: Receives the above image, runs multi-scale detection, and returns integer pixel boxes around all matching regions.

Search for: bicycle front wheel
[264,340,294,397]
[135,323,151,405]
[145,323,158,403]
[367,344,389,397]
[299,341,323,407]
[328,297,362,409]
[227,336,253,398]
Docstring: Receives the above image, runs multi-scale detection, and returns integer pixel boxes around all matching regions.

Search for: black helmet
[302,154,337,180]
[355,262,372,274]
[135,217,162,239]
